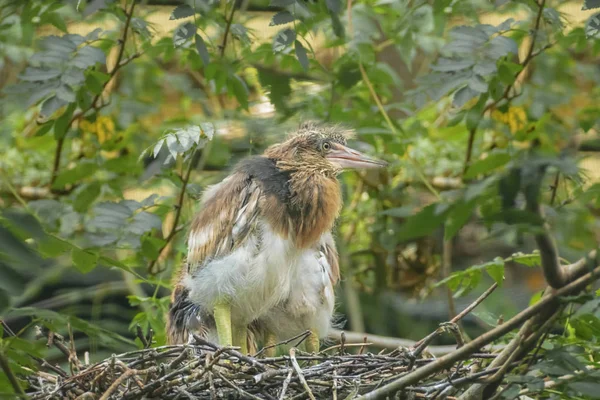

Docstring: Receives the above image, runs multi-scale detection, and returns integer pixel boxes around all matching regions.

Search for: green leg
[306,329,320,354]
[263,331,277,357]
[214,298,232,347]
[233,323,248,354]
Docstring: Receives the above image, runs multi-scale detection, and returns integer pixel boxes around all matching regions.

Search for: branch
[148,143,211,273]
[463,0,547,175]
[49,0,137,188]
[524,172,573,289]
[357,256,599,400]
[220,2,236,58]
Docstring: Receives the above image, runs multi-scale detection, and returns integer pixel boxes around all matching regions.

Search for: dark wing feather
[186,171,262,273]
[320,233,339,285]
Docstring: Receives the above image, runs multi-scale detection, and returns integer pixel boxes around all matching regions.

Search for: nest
[27,327,499,400]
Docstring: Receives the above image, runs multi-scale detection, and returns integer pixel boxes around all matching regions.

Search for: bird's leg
[233,323,248,354]
[306,329,320,354]
[263,331,277,357]
[213,298,233,347]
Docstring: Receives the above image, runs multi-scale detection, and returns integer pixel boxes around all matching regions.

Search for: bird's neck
[267,162,342,249]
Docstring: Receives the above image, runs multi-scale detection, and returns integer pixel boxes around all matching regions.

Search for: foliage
[1,0,600,398]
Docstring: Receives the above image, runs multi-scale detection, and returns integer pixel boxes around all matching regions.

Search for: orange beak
[326,142,388,170]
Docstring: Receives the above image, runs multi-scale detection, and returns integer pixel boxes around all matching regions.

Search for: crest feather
[291,120,355,144]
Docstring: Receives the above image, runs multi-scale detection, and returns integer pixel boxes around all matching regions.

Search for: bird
[166,121,387,355]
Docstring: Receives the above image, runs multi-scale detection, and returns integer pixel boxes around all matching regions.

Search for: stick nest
[27,328,498,400]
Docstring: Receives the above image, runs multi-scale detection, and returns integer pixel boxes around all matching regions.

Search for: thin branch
[220,2,236,58]
[464,0,547,176]
[451,283,498,325]
[49,0,137,188]
[462,128,476,177]
[289,347,316,400]
[148,142,211,273]
[357,259,600,400]
[524,171,571,289]
[442,236,457,320]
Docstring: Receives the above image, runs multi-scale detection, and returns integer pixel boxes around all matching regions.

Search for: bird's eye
[321,142,331,152]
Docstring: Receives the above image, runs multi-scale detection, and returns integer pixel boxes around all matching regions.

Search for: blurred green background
[1,0,600,394]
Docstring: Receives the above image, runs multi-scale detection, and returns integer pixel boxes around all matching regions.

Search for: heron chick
[167,121,387,354]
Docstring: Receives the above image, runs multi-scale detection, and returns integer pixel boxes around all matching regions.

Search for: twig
[549,171,560,206]
[451,283,498,324]
[49,0,137,188]
[136,324,148,348]
[442,237,457,320]
[254,330,311,358]
[462,128,476,177]
[524,169,573,289]
[216,371,264,400]
[279,369,294,400]
[220,1,236,58]
[289,347,316,400]
[357,261,600,400]
[99,370,134,400]
[148,142,211,273]
[464,0,548,176]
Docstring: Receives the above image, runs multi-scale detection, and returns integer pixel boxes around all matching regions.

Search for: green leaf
[273,28,296,52]
[38,234,71,258]
[326,0,342,13]
[431,58,474,72]
[568,381,600,398]
[497,61,523,85]
[270,11,295,26]
[45,12,68,32]
[511,252,541,267]
[583,0,600,10]
[71,248,98,273]
[73,181,102,212]
[485,257,505,286]
[585,12,600,38]
[170,4,194,19]
[396,203,448,241]
[330,10,345,38]
[141,236,165,260]
[195,34,210,66]
[0,288,9,316]
[257,69,291,112]
[85,73,103,95]
[453,86,478,108]
[52,162,98,188]
[40,95,67,120]
[270,0,296,5]
[173,22,196,47]
[464,152,511,179]
[71,46,106,68]
[54,103,75,139]
[295,40,309,71]
[444,200,476,240]
[20,67,62,81]
[229,74,249,109]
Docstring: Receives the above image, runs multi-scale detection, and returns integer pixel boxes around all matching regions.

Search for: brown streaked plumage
[166,121,386,352]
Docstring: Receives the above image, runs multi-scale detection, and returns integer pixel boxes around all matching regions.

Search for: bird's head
[265,121,387,176]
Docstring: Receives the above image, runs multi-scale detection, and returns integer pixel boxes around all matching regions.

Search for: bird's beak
[326,143,388,169]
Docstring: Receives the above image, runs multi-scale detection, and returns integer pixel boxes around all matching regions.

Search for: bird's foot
[305,329,320,365]
[213,298,233,347]
[233,323,248,355]
[262,331,277,358]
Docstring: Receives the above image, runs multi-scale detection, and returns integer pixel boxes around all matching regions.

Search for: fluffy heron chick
[166,121,387,353]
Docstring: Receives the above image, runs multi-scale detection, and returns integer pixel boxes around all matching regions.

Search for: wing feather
[185,171,262,273]
[320,232,339,285]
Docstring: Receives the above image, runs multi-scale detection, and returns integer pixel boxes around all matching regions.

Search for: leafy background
[1,0,600,397]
